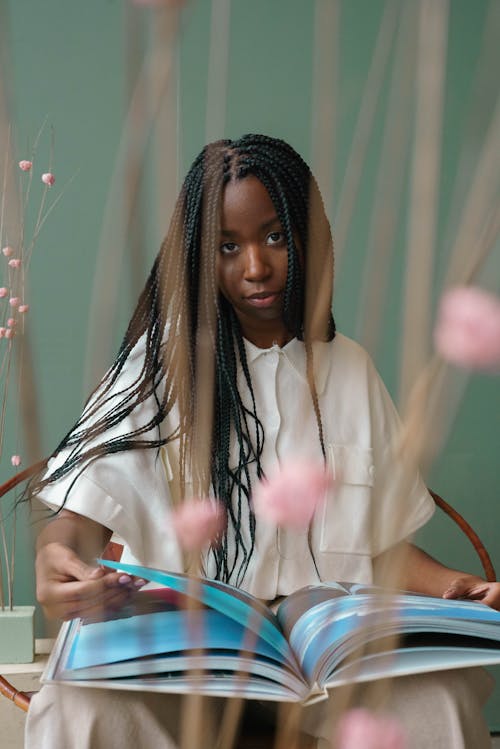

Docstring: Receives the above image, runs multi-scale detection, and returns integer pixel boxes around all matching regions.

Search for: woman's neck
[242,329,293,349]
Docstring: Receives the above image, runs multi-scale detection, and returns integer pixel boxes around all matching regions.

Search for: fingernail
[134,578,147,588]
[118,574,132,584]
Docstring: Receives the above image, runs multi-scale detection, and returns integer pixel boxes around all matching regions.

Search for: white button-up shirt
[39,333,434,600]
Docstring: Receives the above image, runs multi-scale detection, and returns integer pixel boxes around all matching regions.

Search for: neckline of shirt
[243,336,333,395]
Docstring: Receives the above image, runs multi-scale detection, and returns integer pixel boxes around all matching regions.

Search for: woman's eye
[220,242,238,255]
[266,231,285,246]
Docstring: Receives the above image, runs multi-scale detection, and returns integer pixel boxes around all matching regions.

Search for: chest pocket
[319,444,375,555]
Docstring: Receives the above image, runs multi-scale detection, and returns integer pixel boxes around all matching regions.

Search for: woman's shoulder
[317,332,375,370]
[307,333,379,401]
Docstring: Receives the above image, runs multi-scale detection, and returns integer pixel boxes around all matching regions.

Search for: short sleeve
[38,448,183,572]
[36,334,184,572]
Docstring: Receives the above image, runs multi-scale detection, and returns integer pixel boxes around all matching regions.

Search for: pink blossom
[10,455,22,467]
[41,172,55,186]
[18,304,29,313]
[0,288,8,298]
[8,258,21,269]
[334,709,407,749]
[7,318,16,327]
[9,297,20,307]
[18,160,32,172]
[171,498,225,552]
[2,246,13,257]
[434,286,500,372]
[4,328,15,339]
[0,328,5,338]
[252,460,333,529]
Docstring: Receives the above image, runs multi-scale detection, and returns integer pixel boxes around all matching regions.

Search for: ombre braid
[31,134,336,586]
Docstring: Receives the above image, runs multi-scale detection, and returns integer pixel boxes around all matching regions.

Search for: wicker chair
[0,460,496,720]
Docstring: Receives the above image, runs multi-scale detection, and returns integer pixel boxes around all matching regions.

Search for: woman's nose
[243,245,271,281]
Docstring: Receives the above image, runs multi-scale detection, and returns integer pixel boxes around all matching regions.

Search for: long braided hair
[31,134,336,585]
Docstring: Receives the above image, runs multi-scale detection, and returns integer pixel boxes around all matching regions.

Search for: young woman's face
[217,176,291,348]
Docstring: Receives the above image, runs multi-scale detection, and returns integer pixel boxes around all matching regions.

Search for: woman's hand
[35,541,134,621]
[35,509,139,621]
[443,576,500,611]
[376,543,500,611]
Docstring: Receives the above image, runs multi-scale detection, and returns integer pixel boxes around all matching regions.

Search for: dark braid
[30,134,336,586]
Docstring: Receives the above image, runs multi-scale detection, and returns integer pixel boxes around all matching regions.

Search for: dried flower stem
[0,118,70,612]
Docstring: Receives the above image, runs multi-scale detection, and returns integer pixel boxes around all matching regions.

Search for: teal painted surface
[2,0,499,727]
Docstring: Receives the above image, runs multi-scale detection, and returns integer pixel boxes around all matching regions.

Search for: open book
[43,560,500,703]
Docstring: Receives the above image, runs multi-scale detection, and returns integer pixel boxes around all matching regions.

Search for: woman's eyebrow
[220,216,282,237]
[260,216,282,231]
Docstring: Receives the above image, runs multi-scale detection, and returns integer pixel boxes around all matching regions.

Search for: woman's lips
[246,292,280,308]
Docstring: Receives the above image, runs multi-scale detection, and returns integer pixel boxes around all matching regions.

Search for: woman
[27,135,498,748]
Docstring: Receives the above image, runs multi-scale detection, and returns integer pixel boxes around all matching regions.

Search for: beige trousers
[25,668,494,749]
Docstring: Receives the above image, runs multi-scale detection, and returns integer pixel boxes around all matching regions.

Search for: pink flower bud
[7,318,16,327]
[11,455,22,467]
[4,328,15,339]
[2,246,14,257]
[172,498,226,552]
[335,709,407,749]
[252,460,333,529]
[0,328,5,337]
[19,160,32,172]
[41,172,55,186]
[0,287,8,298]
[434,286,500,372]
[8,258,21,269]
[18,304,29,313]
[9,297,20,307]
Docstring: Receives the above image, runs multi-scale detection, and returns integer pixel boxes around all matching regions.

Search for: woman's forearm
[36,509,112,562]
[374,541,482,597]
[375,541,500,609]
[35,510,130,620]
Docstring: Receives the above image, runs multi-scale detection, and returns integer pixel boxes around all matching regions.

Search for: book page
[277,581,382,641]
[64,607,284,673]
[42,566,310,700]
[98,559,295,663]
[277,583,500,687]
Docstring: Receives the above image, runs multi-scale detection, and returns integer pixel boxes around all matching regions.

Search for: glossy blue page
[98,559,293,662]
[66,608,281,671]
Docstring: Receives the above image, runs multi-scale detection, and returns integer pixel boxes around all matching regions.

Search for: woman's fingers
[36,541,135,619]
[42,576,133,620]
[60,587,134,621]
[473,583,500,610]
[443,577,500,610]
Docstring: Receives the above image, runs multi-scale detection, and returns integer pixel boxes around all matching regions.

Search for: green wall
[2,0,499,727]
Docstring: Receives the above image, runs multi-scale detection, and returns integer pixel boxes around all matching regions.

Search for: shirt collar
[243,337,331,395]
